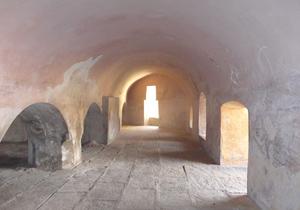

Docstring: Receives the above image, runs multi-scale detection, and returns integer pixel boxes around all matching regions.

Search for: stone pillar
[102,96,120,144]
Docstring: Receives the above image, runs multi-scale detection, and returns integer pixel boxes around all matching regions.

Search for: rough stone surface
[0,127,258,210]
[11,103,68,171]
[103,96,120,145]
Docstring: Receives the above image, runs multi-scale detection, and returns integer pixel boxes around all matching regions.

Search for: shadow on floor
[0,156,28,168]
[118,126,216,164]
[158,150,214,164]
[0,142,28,169]
[195,195,260,210]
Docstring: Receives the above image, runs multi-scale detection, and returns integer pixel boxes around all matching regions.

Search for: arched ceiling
[1,0,299,94]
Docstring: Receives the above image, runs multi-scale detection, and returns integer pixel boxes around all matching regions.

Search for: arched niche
[81,103,106,146]
[198,92,207,139]
[0,103,68,171]
[220,101,249,165]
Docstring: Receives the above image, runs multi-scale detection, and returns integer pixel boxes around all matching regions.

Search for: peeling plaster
[46,55,102,101]
[46,55,102,167]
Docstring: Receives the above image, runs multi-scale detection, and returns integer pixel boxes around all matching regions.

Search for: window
[144,86,159,125]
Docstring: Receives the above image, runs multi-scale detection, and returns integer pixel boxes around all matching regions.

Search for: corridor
[0,127,258,210]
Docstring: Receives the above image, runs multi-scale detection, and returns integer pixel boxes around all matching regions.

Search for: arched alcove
[0,103,68,171]
[198,93,207,139]
[81,103,106,146]
[220,101,249,165]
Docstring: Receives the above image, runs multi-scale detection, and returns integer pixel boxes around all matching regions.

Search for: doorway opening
[220,101,249,166]
[144,85,159,125]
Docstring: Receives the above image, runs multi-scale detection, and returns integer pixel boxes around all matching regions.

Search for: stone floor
[0,126,259,210]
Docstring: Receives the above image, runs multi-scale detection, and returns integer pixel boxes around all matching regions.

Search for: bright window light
[144,86,159,124]
[189,106,193,129]
[146,85,157,101]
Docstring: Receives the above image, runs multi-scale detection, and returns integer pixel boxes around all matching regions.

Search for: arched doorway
[220,101,249,165]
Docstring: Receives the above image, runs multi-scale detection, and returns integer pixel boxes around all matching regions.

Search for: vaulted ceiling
[1,0,299,95]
